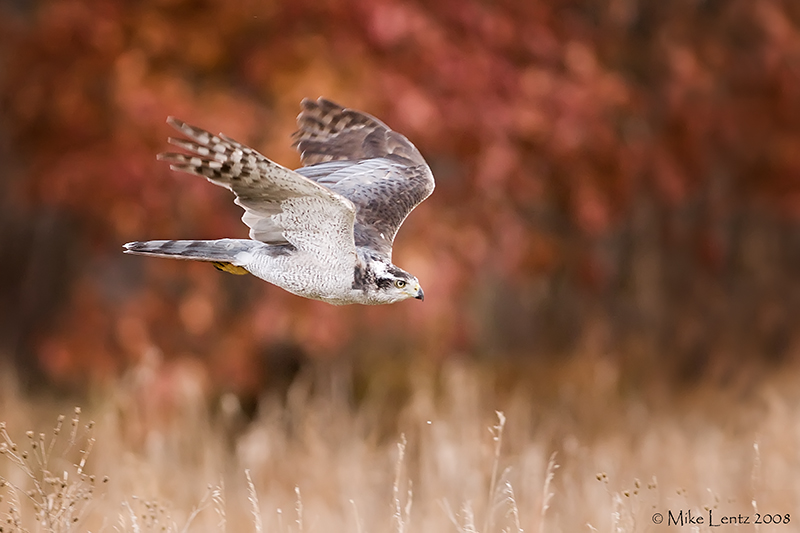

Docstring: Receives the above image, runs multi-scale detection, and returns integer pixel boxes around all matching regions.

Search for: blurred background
[0,0,798,398]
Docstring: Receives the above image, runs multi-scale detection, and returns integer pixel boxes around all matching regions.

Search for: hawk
[124,98,434,305]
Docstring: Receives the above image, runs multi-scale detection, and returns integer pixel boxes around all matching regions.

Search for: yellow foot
[212,262,249,275]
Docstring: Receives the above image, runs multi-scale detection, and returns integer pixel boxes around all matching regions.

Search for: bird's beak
[414,286,425,301]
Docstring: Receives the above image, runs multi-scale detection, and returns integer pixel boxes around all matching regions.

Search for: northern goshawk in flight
[124,98,434,305]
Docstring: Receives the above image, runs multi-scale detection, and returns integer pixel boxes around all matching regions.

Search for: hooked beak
[414,286,425,301]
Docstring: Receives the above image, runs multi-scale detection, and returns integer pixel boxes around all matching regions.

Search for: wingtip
[155,152,187,166]
[299,96,341,112]
[165,116,191,135]
[297,97,319,120]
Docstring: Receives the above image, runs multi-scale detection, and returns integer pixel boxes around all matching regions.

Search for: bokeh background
[1,0,799,396]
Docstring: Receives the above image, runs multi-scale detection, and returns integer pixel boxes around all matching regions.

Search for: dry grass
[1,353,800,532]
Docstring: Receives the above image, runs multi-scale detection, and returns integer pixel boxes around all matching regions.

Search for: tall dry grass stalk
[0,407,104,532]
[1,355,800,531]
[245,470,262,533]
[392,434,412,533]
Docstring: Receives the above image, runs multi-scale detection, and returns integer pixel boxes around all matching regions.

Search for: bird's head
[356,260,425,304]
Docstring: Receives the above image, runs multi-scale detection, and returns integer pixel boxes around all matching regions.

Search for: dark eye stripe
[376,277,394,290]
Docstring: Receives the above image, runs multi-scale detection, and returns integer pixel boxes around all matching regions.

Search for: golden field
[2,351,799,533]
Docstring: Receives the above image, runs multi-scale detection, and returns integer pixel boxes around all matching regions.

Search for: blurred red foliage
[1,0,798,392]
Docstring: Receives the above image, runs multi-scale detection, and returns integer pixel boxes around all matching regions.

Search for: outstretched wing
[158,118,357,262]
[292,98,435,259]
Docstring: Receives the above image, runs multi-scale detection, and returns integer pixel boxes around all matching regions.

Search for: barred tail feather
[123,238,256,265]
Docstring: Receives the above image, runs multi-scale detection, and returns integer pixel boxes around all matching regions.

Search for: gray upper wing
[292,98,435,259]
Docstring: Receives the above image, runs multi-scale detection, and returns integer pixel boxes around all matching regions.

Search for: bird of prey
[124,98,434,305]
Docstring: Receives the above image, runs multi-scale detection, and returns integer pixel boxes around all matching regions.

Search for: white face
[383,276,424,303]
[369,263,424,303]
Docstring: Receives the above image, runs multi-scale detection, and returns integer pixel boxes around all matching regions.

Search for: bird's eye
[394,280,407,289]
